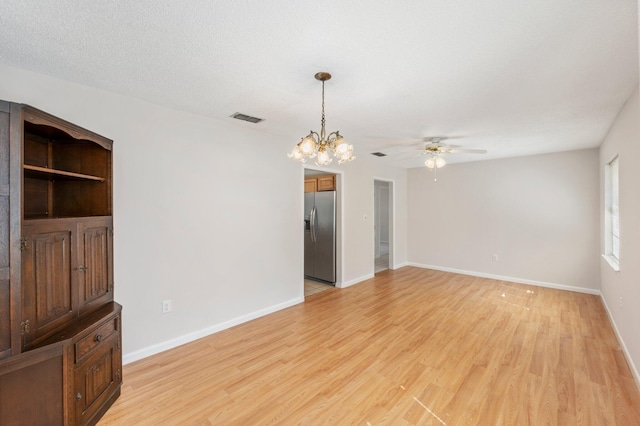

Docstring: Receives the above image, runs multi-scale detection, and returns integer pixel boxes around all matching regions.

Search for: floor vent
[371,152,387,157]
[230,112,264,123]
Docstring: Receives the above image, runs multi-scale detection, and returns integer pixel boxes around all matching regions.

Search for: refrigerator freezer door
[312,191,336,282]
[304,192,314,216]
[304,192,315,277]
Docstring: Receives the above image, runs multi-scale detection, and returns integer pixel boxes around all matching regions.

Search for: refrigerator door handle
[311,206,317,242]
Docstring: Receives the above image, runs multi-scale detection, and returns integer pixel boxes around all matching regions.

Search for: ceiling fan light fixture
[288,72,355,166]
[425,157,435,169]
[425,155,446,169]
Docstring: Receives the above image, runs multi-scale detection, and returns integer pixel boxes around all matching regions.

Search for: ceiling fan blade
[378,142,426,155]
[444,148,487,154]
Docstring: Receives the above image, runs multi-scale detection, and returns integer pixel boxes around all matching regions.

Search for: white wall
[313,155,409,286]
[0,63,408,362]
[599,86,640,384]
[407,149,600,292]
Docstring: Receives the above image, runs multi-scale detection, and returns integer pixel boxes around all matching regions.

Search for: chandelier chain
[321,80,326,132]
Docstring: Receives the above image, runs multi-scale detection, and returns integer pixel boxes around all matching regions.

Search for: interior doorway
[303,167,342,295]
[374,179,393,273]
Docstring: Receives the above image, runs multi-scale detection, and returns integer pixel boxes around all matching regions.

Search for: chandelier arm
[326,131,338,140]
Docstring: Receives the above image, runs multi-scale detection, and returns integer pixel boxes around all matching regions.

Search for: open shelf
[22,118,112,219]
[23,165,105,182]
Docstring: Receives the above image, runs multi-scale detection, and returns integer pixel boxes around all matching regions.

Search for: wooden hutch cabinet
[0,101,121,425]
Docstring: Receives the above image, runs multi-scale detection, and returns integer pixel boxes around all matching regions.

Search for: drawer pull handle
[95,334,103,342]
[76,393,82,401]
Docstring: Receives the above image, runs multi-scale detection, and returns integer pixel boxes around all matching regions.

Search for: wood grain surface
[98,267,640,425]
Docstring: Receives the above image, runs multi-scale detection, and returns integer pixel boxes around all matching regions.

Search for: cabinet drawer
[75,317,118,363]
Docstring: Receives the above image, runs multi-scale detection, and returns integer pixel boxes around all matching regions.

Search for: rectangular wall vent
[230,112,264,123]
[371,152,387,157]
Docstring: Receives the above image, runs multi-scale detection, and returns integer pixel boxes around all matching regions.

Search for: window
[604,156,620,271]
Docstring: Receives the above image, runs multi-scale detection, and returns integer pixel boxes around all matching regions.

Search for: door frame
[373,178,395,272]
[302,166,344,288]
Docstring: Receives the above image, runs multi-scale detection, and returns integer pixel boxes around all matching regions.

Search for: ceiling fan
[420,137,487,156]
[381,137,487,181]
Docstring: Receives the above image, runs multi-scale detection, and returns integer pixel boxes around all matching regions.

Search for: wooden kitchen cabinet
[0,100,121,425]
[304,178,317,193]
[317,175,335,191]
[304,174,335,192]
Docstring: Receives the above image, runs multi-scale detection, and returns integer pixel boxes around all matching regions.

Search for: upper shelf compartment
[24,119,111,180]
[21,106,113,219]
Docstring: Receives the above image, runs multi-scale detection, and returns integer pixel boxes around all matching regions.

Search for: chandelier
[288,72,355,166]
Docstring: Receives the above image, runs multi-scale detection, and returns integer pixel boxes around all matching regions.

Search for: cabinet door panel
[78,218,113,314]
[75,333,121,425]
[304,178,317,193]
[317,175,335,191]
[0,342,69,426]
[22,222,75,348]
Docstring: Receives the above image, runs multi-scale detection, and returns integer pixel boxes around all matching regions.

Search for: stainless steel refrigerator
[304,191,336,283]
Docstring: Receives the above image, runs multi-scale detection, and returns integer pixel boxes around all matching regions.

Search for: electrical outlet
[492,254,499,261]
[619,297,623,310]
[162,299,172,314]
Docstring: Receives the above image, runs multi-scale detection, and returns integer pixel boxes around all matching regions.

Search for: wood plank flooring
[98,267,640,425]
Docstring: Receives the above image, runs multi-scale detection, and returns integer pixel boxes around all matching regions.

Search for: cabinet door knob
[95,334,103,342]
[76,393,82,401]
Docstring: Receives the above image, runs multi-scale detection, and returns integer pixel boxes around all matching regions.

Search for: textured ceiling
[0,0,637,167]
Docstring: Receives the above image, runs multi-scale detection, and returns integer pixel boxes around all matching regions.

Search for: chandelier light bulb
[336,140,349,154]
[288,146,305,162]
[300,136,316,155]
[435,157,446,168]
[316,148,332,166]
[338,147,355,164]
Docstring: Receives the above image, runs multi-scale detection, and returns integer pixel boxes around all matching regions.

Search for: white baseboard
[338,273,375,289]
[600,295,640,389]
[392,261,409,270]
[122,296,304,365]
[407,262,600,295]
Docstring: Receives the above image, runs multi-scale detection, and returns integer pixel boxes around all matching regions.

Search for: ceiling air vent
[371,152,387,157]
[230,112,264,124]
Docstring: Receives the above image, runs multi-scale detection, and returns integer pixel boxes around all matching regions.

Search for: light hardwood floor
[99,267,640,425]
